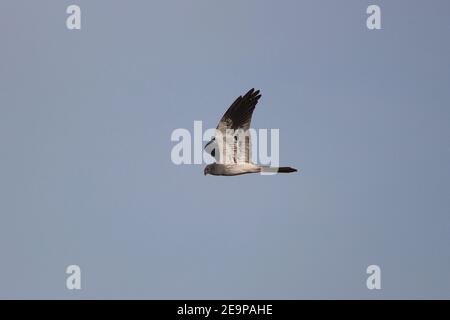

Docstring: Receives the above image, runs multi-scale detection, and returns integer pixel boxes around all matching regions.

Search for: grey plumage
[204,89,297,176]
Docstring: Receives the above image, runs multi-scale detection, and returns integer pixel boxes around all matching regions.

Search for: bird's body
[204,163,261,176]
[204,88,297,176]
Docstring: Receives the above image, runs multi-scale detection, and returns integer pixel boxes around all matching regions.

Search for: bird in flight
[204,88,297,176]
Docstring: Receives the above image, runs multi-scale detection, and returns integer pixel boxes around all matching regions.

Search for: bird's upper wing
[205,89,261,164]
[217,88,261,132]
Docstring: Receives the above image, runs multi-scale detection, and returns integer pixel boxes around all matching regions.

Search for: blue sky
[0,0,449,298]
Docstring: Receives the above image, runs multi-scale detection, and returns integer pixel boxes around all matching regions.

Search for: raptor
[204,89,297,176]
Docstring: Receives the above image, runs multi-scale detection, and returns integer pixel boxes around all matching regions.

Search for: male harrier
[204,89,297,176]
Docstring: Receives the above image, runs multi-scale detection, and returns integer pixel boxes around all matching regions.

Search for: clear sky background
[1,0,449,299]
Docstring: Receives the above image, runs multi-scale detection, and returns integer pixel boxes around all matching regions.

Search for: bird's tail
[260,166,298,174]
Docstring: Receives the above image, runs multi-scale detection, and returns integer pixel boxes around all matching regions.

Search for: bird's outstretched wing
[217,88,261,132]
[205,89,261,164]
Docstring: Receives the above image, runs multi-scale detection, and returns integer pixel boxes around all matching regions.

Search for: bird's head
[204,165,213,176]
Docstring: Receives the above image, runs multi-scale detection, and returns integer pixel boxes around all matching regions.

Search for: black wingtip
[246,88,261,100]
[277,167,297,173]
[245,88,255,96]
[246,88,260,94]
